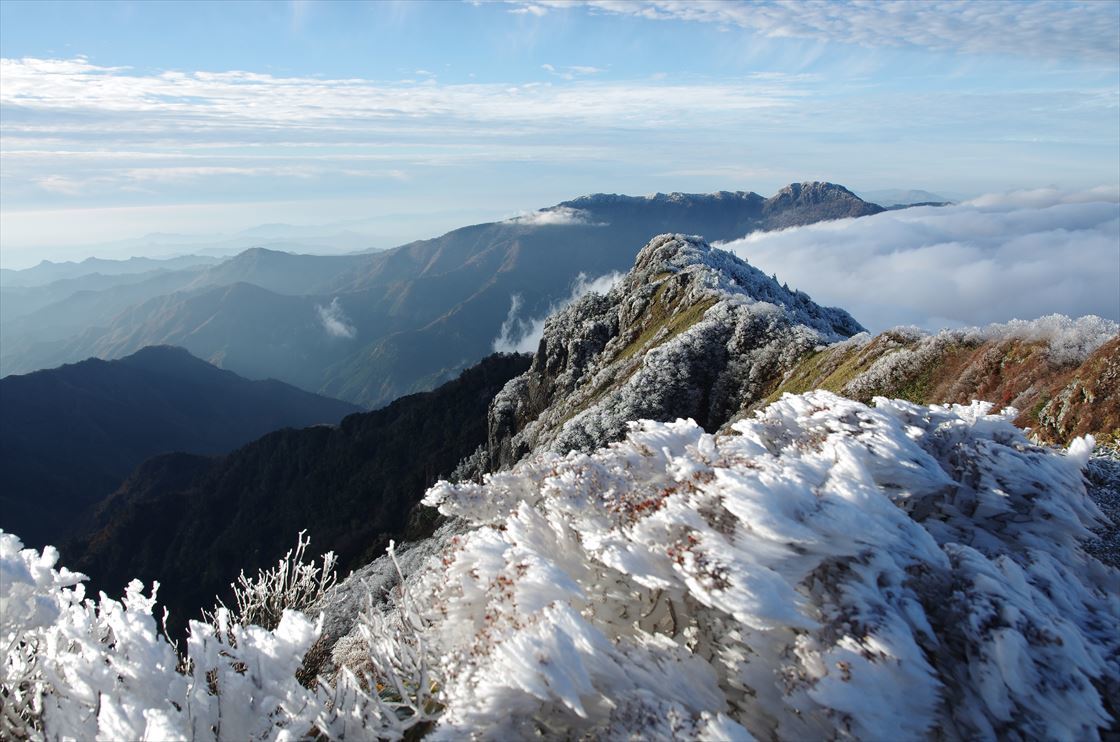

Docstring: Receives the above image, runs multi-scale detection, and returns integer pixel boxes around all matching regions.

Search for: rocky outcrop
[480,234,864,471]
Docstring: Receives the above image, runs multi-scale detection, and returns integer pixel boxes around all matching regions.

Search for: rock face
[480,234,864,471]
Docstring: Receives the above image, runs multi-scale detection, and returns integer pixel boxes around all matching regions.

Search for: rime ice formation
[388,392,1116,739]
[3,392,1117,739]
[483,233,864,471]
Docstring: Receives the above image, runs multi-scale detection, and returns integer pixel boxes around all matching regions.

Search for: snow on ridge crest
[864,314,1118,366]
[405,391,1118,739]
[626,233,862,339]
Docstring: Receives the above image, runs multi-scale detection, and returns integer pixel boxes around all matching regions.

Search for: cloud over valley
[722,188,1120,332]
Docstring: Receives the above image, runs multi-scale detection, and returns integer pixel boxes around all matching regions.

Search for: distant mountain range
[0,346,360,548]
[0,182,884,407]
[0,254,222,288]
[66,352,530,638]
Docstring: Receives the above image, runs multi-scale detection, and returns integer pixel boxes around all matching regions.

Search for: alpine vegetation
[3,392,1116,739]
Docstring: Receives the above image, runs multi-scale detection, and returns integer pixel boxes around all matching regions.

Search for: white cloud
[493,270,623,353]
[542,63,604,80]
[32,175,87,195]
[509,2,549,15]
[719,187,1120,332]
[316,297,356,339]
[0,57,795,130]
[510,0,1120,63]
[506,206,601,226]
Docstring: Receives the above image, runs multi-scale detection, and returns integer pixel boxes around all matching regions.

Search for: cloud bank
[494,271,623,353]
[720,187,1120,333]
[316,297,356,339]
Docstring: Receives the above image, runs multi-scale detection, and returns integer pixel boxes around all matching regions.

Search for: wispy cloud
[316,297,357,339]
[493,270,623,353]
[0,57,796,128]
[506,205,602,226]
[720,187,1120,332]
[542,63,604,80]
[508,3,549,16]
[508,1,1120,63]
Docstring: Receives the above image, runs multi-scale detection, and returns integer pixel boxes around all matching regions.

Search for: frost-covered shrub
[407,391,1117,739]
[4,391,1117,740]
[0,528,443,741]
[0,534,323,741]
[206,530,337,631]
[314,543,442,740]
[967,314,1118,365]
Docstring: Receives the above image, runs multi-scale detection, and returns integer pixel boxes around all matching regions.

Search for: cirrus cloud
[508,1,1120,63]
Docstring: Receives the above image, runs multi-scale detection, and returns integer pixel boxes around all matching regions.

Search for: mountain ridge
[1,183,885,407]
[476,232,864,471]
[0,345,360,548]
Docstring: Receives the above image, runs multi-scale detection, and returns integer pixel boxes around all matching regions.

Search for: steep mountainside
[754,318,1118,444]
[477,233,863,471]
[182,247,370,296]
[52,283,364,391]
[66,353,531,637]
[317,183,879,407]
[0,269,198,322]
[0,346,360,547]
[0,250,369,378]
[3,183,883,405]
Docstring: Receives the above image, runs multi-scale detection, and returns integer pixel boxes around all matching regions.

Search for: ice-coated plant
[2,391,1117,740]
[0,534,324,741]
[410,391,1117,739]
[205,530,337,631]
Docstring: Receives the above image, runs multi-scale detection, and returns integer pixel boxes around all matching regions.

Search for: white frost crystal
[2,391,1116,739]
[419,391,1117,740]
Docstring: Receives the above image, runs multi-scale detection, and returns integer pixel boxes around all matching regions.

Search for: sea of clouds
[721,186,1120,333]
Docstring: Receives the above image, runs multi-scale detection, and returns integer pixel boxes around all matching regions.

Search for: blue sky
[1,0,1118,264]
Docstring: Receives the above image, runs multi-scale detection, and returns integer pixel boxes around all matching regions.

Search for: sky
[1,0,1118,266]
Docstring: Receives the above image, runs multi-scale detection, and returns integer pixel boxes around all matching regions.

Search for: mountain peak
[480,233,863,471]
[771,180,860,203]
[762,181,883,228]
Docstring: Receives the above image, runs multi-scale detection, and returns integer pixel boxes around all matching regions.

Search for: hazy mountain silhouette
[2,184,883,407]
[0,346,360,548]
